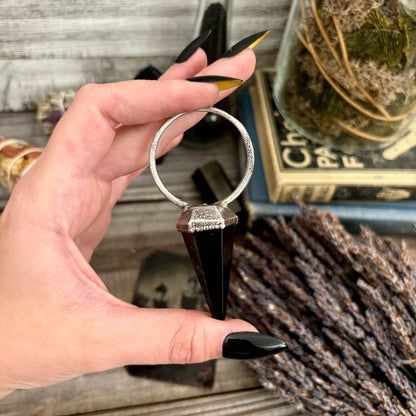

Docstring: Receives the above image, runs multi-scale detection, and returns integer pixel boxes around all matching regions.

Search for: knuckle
[75,83,100,101]
[75,83,123,126]
[168,319,205,364]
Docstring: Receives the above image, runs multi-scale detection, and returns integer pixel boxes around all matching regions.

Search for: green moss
[345,29,404,68]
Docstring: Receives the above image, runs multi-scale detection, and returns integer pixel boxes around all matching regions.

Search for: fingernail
[222,332,287,359]
[187,75,242,91]
[223,30,270,58]
[175,30,212,63]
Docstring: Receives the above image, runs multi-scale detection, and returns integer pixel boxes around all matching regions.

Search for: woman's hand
[0,42,261,398]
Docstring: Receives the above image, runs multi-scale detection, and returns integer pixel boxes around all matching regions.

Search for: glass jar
[273,0,416,153]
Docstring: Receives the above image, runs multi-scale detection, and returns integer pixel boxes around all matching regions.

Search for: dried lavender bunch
[228,275,399,416]
[229,202,416,415]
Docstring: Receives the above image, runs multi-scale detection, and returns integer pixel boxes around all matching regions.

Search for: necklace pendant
[177,204,238,320]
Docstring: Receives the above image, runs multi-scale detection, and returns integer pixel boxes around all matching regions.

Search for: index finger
[41,79,221,178]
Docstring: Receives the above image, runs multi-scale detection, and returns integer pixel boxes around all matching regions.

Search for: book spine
[249,80,281,203]
[247,200,416,235]
[276,185,416,203]
[276,185,336,203]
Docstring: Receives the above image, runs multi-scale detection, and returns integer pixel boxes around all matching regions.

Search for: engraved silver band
[149,107,254,209]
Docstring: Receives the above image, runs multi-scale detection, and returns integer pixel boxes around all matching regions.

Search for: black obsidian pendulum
[177,204,236,320]
[149,108,254,320]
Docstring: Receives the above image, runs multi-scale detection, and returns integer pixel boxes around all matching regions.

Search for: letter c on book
[282,148,311,168]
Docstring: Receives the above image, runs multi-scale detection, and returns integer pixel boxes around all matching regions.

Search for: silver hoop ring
[149,107,254,209]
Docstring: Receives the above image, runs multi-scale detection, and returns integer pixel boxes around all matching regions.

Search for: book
[238,86,416,235]
[251,68,416,204]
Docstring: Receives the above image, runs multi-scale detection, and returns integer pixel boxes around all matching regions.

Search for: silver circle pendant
[149,107,254,208]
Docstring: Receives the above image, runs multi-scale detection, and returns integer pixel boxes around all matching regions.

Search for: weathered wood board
[0,0,290,112]
[0,359,262,416]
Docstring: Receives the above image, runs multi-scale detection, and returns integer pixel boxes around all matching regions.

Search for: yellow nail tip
[217,79,243,91]
[223,30,270,58]
[187,76,243,91]
[248,30,270,50]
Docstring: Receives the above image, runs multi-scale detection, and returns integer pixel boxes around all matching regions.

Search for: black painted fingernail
[222,332,287,359]
[175,30,212,63]
[187,75,242,91]
[223,30,270,58]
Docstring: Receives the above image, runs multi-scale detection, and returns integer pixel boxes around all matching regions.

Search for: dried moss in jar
[274,0,416,153]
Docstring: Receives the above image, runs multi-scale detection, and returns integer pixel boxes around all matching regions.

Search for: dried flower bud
[36,90,76,134]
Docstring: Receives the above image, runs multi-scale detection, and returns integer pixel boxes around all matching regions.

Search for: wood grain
[81,389,304,416]
[0,360,265,416]
[0,0,290,111]
[0,0,284,58]
[0,57,173,111]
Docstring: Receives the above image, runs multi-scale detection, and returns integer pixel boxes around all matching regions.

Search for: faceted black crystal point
[177,205,238,320]
[181,225,234,320]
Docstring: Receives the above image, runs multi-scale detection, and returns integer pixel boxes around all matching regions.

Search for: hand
[0,47,258,397]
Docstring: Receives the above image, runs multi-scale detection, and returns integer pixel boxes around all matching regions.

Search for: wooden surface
[0,359,266,416]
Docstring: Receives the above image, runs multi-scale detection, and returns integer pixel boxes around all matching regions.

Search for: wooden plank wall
[0,0,290,112]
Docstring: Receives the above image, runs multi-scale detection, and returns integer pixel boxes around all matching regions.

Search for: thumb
[97,305,286,367]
